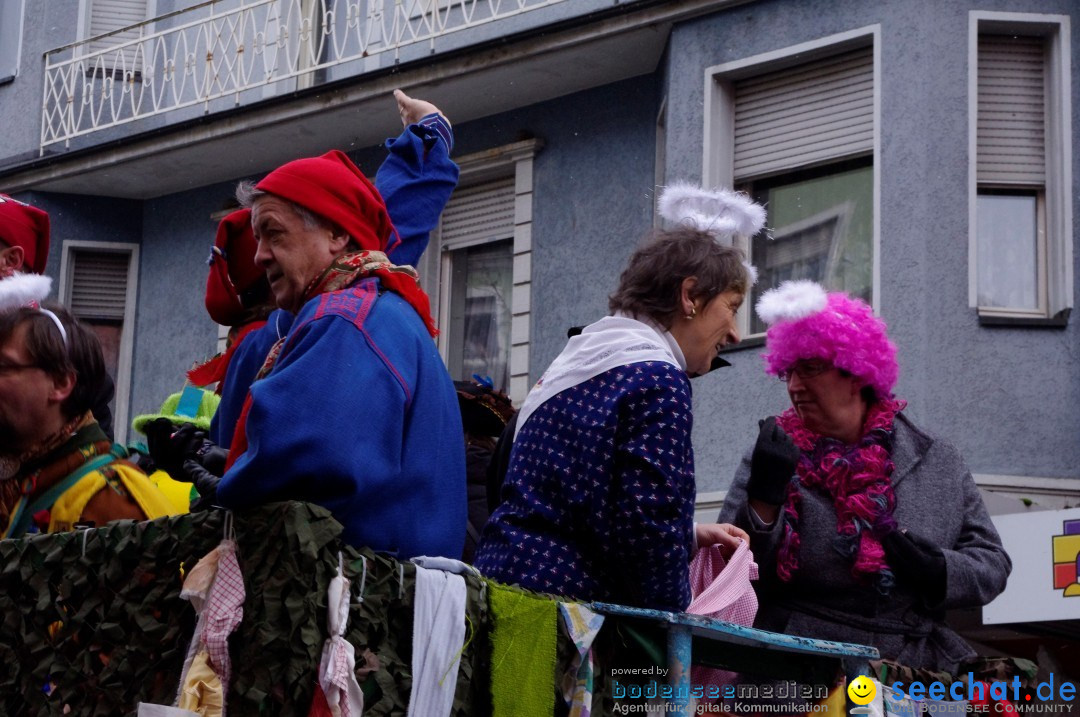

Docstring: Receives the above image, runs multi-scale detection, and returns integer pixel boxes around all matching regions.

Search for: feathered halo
[658,182,767,244]
[755,279,827,325]
[0,273,52,312]
[657,182,766,284]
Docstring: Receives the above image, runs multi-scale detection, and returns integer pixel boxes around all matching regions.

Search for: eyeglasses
[777,359,832,382]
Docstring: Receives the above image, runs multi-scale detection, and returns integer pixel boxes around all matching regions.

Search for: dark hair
[0,303,106,420]
[608,226,752,326]
[837,367,879,405]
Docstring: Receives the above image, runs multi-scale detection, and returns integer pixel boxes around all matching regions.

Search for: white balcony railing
[41,0,567,152]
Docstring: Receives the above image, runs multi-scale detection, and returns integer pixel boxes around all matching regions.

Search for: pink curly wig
[760,284,898,398]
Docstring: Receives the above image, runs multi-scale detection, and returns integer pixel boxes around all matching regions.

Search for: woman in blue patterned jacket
[474,185,762,611]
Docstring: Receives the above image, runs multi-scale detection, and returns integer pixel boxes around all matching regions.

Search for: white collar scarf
[514,312,685,437]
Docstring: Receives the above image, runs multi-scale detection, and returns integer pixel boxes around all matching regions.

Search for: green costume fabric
[0,503,492,716]
[488,581,557,717]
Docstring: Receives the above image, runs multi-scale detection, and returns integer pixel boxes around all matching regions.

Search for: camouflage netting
[0,502,493,716]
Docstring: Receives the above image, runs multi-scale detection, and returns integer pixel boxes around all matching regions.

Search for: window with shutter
[976,35,1047,314]
[60,242,139,443]
[421,140,539,404]
[82,0,150,78]
[706,31,878,338]
[438,178,515,393]
[971,23,1068,321]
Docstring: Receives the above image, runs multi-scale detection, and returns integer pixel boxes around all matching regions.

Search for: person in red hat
[0,193,118,440]
[182,90,459,456]
[0,193,52,310]
[181,93,466,559]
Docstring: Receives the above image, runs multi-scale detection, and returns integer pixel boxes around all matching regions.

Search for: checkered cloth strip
[687,538,758,624]
[317,571,364,716]
[202,540,245,703]
[687,539,759,694]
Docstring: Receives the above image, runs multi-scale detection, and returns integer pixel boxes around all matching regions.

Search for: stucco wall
[665,0,1080,492]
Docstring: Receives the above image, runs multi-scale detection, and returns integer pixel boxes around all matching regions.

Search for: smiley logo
[847,675,877,705]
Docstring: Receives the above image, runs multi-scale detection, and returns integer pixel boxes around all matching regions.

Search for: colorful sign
[985,507,1080,624]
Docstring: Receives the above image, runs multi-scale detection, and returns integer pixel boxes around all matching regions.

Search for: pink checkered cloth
[687,539,758,692]
[202,540,245,701]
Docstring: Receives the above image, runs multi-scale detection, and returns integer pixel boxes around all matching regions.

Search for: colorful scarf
[0,414,104,536]
[774,398,906,593]
[225,250,435,468]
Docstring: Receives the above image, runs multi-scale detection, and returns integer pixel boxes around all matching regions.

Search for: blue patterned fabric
[474,361,697,611]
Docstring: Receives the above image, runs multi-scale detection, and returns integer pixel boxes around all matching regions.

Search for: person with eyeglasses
[0,193,118,441]
[719,280,1010,673]
[0,304,181,538]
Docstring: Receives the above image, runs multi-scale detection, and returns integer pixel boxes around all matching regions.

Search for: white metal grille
[977,35,1046,185]
[439,177,515,250]
[734,47,873,179]
[70,250,130,320]
[42,0,569,151]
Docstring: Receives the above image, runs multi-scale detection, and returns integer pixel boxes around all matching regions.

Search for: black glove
[144,419,205,478]
[198,445,229,477]
[882,529,947,603]
[746,416,800,505]
[180,459,221,512]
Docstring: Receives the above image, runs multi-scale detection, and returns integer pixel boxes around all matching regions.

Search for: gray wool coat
[718,413,1011,673]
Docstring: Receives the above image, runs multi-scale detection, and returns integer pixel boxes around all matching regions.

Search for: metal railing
[41,0,567,152]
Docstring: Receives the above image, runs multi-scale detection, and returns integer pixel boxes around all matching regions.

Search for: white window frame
[968,12,1073,323]
[0,0,26,85]
[58,240,140,445]
[418,139,541,405]
[654,95,667,227]
[975,474,1080,511]
[703,25,882,339]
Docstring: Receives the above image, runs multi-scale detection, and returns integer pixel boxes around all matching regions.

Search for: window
[0,1,25,84]
[79,0,153,77]
[59,242,139,444]
[970,15,1072,323]
[705,27,880,338]
[419,140,540,403]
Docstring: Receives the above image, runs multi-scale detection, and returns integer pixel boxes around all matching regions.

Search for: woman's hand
[695,522,750,558]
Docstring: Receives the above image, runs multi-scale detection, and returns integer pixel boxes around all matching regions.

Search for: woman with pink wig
[719,280,1010,672]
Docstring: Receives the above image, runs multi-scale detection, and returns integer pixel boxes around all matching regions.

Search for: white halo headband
[37,308,69,349]
[657,182,767,285]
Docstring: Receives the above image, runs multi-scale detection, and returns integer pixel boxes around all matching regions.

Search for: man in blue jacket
[213,133,466,560]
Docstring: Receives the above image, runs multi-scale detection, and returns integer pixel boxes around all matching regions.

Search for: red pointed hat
[255,150,400,255]
[0,194,50,274]
[205,208,267,326]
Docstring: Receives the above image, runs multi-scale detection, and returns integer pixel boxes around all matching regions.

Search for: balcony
[21,0,723,198]
[41,0,572,152]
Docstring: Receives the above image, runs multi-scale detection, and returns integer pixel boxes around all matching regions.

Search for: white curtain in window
[976,194,1038,309]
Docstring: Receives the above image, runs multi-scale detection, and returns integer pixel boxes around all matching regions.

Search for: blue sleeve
[610,367,697,611]
[216,314,410,511]
[376,113,460,268]
[210,311,295,447]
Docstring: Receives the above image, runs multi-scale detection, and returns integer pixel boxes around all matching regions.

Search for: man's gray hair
[235,180,332,232]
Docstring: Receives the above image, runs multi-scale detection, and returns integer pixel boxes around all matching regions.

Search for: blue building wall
[666,0,1080,491]
[5,0,1077,498]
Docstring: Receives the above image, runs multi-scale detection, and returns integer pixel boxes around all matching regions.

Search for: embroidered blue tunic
[474,361,696,611]
[217,279,467,559]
